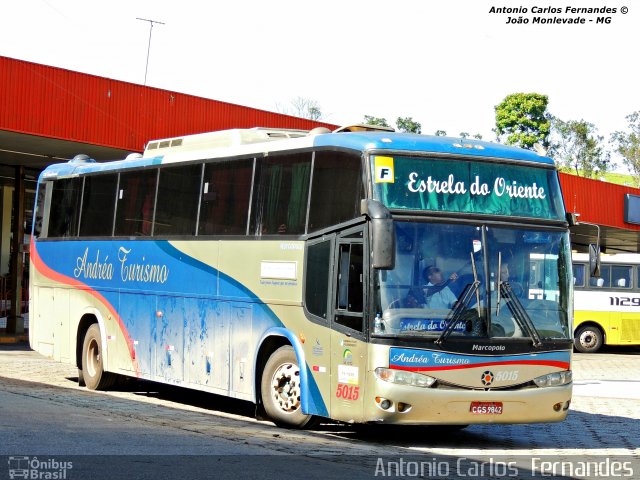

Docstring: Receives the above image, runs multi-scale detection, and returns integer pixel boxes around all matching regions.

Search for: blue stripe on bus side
[150,242,330,417]
[35,240,329,417]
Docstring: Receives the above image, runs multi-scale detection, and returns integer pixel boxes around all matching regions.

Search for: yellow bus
[30,125,574,428]
[572,253,640,353]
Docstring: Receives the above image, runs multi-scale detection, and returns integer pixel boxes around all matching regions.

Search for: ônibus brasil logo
[8,456,73,479]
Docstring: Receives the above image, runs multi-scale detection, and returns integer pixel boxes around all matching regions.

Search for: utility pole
[136,17,165,85]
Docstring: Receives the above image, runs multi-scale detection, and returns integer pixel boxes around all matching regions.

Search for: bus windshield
[375,221,572,341]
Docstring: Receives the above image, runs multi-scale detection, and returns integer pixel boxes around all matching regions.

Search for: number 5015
[336,384,360,400]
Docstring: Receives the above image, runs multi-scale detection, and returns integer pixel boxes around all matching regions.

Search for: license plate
[470,401,503,414]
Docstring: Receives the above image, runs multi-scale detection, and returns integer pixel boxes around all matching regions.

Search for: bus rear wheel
[81,324,117,390]
[574,324,604,353]
[261,346,314,428]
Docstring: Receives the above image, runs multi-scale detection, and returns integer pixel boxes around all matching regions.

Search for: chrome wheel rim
[579,331,597,349]
[270,362,301,413]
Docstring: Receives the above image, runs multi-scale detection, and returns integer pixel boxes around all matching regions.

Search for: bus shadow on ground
[60,370,639,452]
[62,374,259,419]
[318,408,640,450]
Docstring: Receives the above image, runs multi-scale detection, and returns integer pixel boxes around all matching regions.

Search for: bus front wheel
[574,324,604,353]
[261,346,314,428]
[81,324,117,390]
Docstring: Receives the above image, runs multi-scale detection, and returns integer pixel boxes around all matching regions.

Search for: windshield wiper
[436,252,481,345]
[499,282,543,347]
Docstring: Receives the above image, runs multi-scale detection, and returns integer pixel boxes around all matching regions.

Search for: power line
[136,17,165,86]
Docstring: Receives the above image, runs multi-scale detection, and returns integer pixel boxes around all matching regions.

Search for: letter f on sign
[374,156,395,183]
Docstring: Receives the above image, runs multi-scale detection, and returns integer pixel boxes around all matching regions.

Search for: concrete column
[7,165,25,334]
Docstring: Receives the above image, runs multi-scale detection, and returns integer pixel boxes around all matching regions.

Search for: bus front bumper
[364,382,572,425]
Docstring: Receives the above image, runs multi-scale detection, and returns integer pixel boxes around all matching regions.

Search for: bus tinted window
[33,182,47,238]
[250,153,311,235]
[305,240,331,320]
[114,169,158,237]
[572,264,585,287]
[199,159,253,235]
[154,164,201,236]
[590,265,611,287]
[79,174,117,237]
[308,150,363,232]
[612,265,632,288]
[48,178,82,237]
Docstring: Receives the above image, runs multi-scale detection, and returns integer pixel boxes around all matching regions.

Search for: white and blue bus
[30,125,574,427]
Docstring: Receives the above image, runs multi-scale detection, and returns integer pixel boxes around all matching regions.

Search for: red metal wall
[559,172,640,231]
[0,56,335,152]
[4,56,640,233]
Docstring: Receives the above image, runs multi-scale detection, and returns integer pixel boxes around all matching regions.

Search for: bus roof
[313,132,553,164]
[40,128,555,180]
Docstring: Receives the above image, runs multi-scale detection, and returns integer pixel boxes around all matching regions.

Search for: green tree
[494,93,551,150]
[363,115,391,127]
[434,130,447,136]
[611,111,640,186]
[550,117,610,178]
[396,117,421,133]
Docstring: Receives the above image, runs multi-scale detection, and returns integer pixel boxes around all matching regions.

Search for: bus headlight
[375,368,436,388]
[533,370,572,388]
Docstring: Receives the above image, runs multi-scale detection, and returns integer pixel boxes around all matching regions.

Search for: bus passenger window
[80,174,118,237]
[48,178,82,238]
[590,265,610,288]
[154,164,201,236]
[612,265,632,289]
[199,159,253,236]
[250,153,311,235]
[33,182,48,238]
[114,169,158,237]
[308,151,363,232]
[305,240,331,320]
[572,264,585,287]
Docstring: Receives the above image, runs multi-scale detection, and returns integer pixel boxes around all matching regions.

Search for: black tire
[574,324,604,353]
[261,346,314,428]
[81,324,117,390]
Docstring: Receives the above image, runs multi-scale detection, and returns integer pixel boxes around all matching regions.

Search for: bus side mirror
[361,199,395,270]
[589,243,601,277]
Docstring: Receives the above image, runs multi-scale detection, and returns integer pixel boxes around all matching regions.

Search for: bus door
[329,226,368,422]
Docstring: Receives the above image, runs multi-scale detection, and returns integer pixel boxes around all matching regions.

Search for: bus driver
[423,265,459,310]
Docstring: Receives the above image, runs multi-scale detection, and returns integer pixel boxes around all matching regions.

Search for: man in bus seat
[423,266,459,310]
[499,262,524,298]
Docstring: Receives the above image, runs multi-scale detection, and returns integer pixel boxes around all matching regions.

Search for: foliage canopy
[494,93,551,150]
